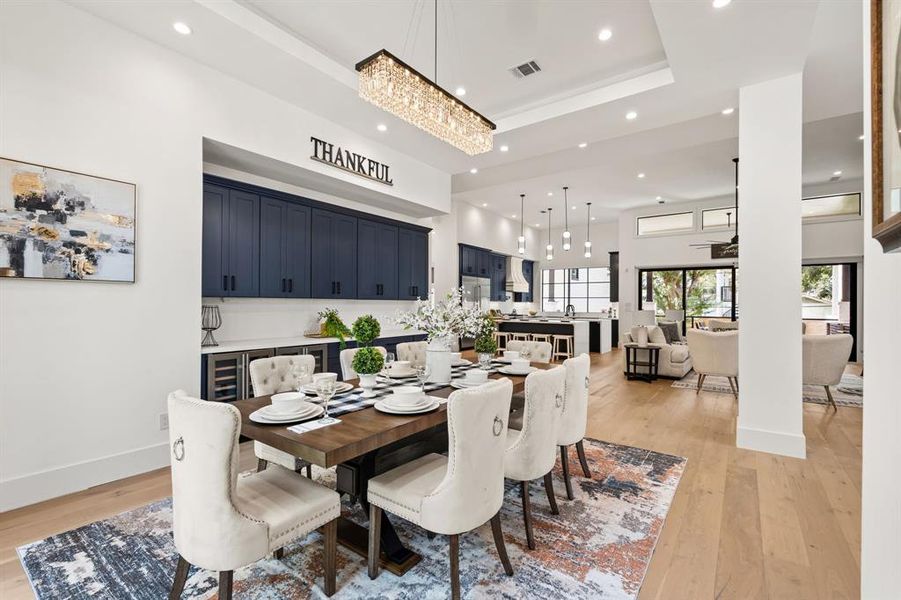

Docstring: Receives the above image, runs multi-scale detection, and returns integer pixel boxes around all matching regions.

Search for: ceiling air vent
[510,60,541,78]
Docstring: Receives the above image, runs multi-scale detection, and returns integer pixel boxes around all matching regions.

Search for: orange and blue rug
[18,439,685,599]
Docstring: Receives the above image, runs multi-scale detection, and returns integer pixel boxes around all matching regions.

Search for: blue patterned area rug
[18,439,685,599]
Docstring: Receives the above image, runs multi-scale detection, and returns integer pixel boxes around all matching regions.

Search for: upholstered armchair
[557,354,592,500]
[339,346,387,380]
[505,340,552,364]
[366,379,515,598]
[505,366,566,550]
[621,326,693,378]
[396,341,428,366]
[803,333,853,411]
[167,391,341,599]
[686,329,739,398]
[249,355,315,476]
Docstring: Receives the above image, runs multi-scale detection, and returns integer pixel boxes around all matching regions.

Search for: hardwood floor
[0,350,861,599]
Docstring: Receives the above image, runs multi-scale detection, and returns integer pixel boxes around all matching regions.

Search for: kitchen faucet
[564,304,576,317]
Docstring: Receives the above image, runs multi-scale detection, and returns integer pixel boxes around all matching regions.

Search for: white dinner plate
[498,366,537,376]
[301,381,354,395]
[452,359,472,367]
[374,398,440,415]
[380,396,433,412]
[271,392,303,403]
[250,405,323,424]
[450,380,488,389]
[385,369,417,379]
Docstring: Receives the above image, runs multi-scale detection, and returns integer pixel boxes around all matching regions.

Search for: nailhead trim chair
[167,390,340,599]
[505,340,552,364]
[396,341,427,366]
[557,354,592,500]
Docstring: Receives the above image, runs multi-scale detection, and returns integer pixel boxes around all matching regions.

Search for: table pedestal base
[336,517,422,576]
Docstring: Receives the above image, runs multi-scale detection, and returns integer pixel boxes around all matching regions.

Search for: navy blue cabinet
[490,253,508,300]
[460,245,477,275]
[202,183,259,297]
[358,219,398,299]
[398,228,429,300]
[311,208,357,299]
[259,197,311,298]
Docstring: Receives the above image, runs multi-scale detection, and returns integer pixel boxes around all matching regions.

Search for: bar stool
[494,331,510,351]
[530,333,552,344]
[552,335,574,361]
[510,333,530,343]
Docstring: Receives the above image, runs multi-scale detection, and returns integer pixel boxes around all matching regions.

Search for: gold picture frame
[871,0,901,252]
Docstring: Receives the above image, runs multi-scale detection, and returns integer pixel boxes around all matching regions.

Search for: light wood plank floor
[0,350,861,599]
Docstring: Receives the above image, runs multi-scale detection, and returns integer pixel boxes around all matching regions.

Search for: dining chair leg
[520,480,536,550]
[825,386,838,412]
[218,571,233,600]
[168,555,190,600]
[696,373,706,394]
[449,534,461,600]
[257,458,268,472]
[322,518,337,597]
[368,504,382,580]
[728,377,738,399]
[274,547,284,560]
[575,440,592,479]
[543,472,560,515]
[305,464,313,478]
[426,530,436,540]
[489,512,514,576]
[560,445,574,501]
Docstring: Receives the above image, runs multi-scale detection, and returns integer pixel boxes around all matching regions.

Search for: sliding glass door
[639,267,737,331]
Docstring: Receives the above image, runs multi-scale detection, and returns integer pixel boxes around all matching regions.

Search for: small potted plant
[474,315,498,369]
[351,314,384,397]
[318,307,351,349]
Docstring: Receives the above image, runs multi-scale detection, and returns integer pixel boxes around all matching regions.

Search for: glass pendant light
[517,194,526,254]
[562,186,572,250]
[584,202,593,258]
[545,207,554,261]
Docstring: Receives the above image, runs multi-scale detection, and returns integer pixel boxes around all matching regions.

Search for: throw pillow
[658,321,681,344]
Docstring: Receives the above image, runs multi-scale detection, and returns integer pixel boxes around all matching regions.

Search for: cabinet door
[284,202,311,298]
[259,197,287,297]
[202,184,229,297]
[226,189,259,297]
[376,222,399,299]
[311,209,335,298]
[398,228,415,299]
[411,230,428,300]
[332,213,357,298]
[492,254,507,301]
[477,249,490,277]
[460,245,475,275]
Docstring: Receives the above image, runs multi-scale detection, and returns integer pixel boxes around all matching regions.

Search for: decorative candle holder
[201,305,222,347]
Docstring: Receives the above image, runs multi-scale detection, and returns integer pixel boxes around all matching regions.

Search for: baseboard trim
[0,442,170,512]
[737,425,807,459]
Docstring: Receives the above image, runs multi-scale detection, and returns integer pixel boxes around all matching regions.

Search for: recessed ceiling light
[376,123,387,132]
[626,111,638,120]
[482,203,488,207]
[455,86,466,96]
[655,196,662,200]
[591,217,596,221]
[637,172,646,179]
[512,214,517,218]
[858,134,865,140]
[499,145,509,152]
[578,142,588,148]
[721,107,735,115]
[173,22,192,35]
[547,192,554,197]
[598,28,613,42]
[572,205,577,210]
[712,0,732,8]
[833,170,843,176]
[535,223,541,227]
[469,168,478,174]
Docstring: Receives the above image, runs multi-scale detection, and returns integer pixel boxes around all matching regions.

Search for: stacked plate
[250,401,323,424]
[374,392,439,415]
[384,368,417,379]
[301,381,354,396]
[452,359,473,367]
[498,365,537,376]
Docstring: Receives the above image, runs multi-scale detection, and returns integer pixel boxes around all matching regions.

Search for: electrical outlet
[159,413,169,431]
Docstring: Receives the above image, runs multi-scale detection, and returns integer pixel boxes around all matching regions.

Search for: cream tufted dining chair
[687,329,739,398]
[366,379,515,599]
[339,346,387,381]
[803,333,853,411]
[167,390,341,599]
[396,341,428,366]
[505,340,552,364]
[557,354,592,500]
[249,355,315,477]
[504,366,566,550]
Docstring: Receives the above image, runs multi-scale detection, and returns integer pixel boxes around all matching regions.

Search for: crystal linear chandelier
[356,49,496,155]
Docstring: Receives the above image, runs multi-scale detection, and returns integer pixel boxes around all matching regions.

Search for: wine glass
[382,352,395,381]
[316,378,338,424]
[293,362,312,393]
[414,363,431,394]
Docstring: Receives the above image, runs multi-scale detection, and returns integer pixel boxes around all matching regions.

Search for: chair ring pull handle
[493,416,503,437]
[172,437,185,462]
[585,376,590,390]
[555,393,563,408]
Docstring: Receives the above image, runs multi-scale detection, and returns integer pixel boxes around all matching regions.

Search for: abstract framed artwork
[0,157,135,282]
[871,0,901,252]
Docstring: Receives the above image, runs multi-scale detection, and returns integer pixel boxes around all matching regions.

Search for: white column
[736,73,805,459]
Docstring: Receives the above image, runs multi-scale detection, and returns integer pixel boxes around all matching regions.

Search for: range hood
[506,256,529,293]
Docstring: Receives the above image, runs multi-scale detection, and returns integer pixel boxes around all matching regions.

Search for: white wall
[0,1,450,510]
[860,2,901,594]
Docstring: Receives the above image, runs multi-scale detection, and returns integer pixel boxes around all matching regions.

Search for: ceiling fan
[690,157,739,258]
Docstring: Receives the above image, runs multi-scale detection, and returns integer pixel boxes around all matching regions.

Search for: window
[639,267,737,330]
[541,267,611,313]
[702,207,737,230]
[636,211,694,236]
[802,193,861,219]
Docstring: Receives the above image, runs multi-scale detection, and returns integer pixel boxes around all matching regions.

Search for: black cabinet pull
[231,275,236,290]
[337,281,341,295]
[223,275,227,291]
[288,279,293,293]
[281,278,286,293]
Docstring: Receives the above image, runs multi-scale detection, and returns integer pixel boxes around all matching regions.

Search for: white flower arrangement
[395,287,484,342]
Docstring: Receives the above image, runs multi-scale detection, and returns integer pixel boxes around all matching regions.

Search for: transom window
[541,267,611,313]
[636,211,694,236]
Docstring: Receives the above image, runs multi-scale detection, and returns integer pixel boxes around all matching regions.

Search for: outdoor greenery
[351,314,381,345]
[474,315,498,355]
[352,346,384,375]
[318,308,351,348]
[801,265,834,300]
[647,270,724,318]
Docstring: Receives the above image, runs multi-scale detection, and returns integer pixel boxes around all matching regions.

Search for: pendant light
[562,186,572,250]
[584,202,593,258]
[517,194,526,254]
[545,207,554,261]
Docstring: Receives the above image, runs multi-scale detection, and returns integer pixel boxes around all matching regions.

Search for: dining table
[232,356,553,576]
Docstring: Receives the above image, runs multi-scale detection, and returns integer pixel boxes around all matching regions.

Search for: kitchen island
[496,318,590,356]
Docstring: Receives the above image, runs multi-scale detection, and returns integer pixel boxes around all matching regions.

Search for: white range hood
[506,256,529,293]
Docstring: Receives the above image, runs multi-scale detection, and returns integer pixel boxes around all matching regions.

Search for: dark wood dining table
[232,360,552,576]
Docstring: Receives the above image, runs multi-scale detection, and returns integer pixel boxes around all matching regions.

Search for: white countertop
[201,329,424,354]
